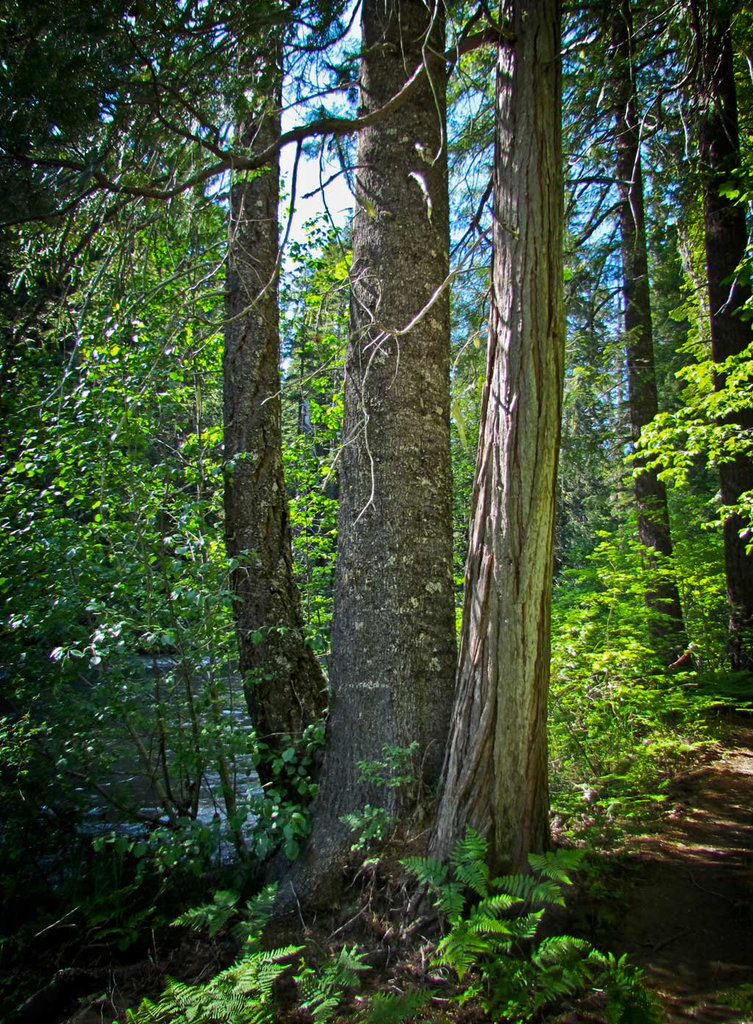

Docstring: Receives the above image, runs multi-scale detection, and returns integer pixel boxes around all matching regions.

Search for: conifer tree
[432,0,563,872]
[610,0,686,658]
[690,0,753,670]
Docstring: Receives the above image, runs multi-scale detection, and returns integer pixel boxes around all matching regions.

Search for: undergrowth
[403,829,662,1023]
[127,832,661,1024]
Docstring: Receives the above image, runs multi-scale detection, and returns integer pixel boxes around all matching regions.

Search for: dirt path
[608,719,753,1022]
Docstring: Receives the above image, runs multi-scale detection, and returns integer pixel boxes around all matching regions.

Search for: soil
[591,715,753,1023]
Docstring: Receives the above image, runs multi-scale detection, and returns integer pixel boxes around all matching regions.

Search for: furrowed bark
[431,0,563,872]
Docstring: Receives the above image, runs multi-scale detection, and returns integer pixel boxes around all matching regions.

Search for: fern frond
[591,952,665,1024]
[449,827,489,868]
[126,943,302,1024]
[468,913,514,937]
[436,922,490,980]
[125,997,164,1023]
[401,855,448,889]
[434,881,466,921]
[493,873,567,907]
[533,934,594,968]
[506,909,544,941]
[476,893,522,916]
[365,989,430,1024]
[170,888,240,938]
[453,856,490,898]
[295,944,371,1023]
[330,943,371,986]
[245,883,278,925]
[527,848,582,884]
[302,994,340,1022]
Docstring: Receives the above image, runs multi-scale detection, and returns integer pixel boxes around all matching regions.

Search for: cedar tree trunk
[611,0,686,658]
[691,0,753,670]
[431,0,563,872]
[223,71,327,782]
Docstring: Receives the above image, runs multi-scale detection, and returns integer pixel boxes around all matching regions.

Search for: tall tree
[223,54,327,780]
[690,0,753,670]
[432,0,563,871]
[610,0,686,657]
[289,0,456,892]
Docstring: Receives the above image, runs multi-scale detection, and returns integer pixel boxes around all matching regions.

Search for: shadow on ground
[607,720,753,1022]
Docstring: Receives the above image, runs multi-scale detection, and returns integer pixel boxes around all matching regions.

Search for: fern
[171,889,240,938]
[589,952,665,1024]
[400,855,448,890]
[437,922,499,980]
[125,944,303,1024]
[403,830,656,1022]
[528,848,584,882]
[449,829,489,889]
[234,884,279,950]
[295,944,371,1022]
[170,883,279,952]
[364,989,430,1024]
[493,872,570,908]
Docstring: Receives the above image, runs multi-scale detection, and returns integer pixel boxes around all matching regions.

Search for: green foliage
[281,220,347,652]
[637,343,753,537]
[0,200,254,840]
[548,522,738,839]
[125,945,303,1024]
[171,889,241,939]
[172,884,278,951]
[404,830,656,1022]
[295,945,371,1022]
[0,195,265,992]
[363,989,430,1024]
[340,743,420,850]
[341,804,395,852]
[721,982,753,1015]
[593,952,664,1024]
[130,883,306,1023]
[356,742,420,790]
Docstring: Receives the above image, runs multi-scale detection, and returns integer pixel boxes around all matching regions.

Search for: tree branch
[3,25,513,213]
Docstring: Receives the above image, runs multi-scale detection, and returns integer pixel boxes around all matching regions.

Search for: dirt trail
[610,719,753,1022]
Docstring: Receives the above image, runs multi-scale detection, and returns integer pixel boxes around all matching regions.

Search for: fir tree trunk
[431,0,563,872]
[611,0,686,659]
[223,68,327,782]
[286,0,456,896]
[691,0,753,670]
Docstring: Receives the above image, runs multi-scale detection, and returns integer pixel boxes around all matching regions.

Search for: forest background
[1,0,752,1019]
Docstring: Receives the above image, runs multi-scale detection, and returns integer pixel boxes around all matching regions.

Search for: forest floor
[573,713,753,1023]
[15,715,753,1024]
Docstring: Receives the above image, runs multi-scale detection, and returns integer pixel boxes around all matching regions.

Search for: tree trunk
[287,0,456,895]
[431,0,563,872]
[691,0,753,670]
[223,68,327,783]
[611,0,686,659]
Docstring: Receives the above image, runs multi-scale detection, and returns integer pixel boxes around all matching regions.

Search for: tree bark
[287,0,456,895]
[691,0,753,670]
[611,0,686,659]
[431,0,563,872]
[223,66,327,783]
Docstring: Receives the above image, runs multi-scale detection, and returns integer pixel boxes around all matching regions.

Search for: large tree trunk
[287,0,456,896]
[431,0,563,872]
[691,0,753,671]
[611,0,686,659]
[223,69,327,784]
